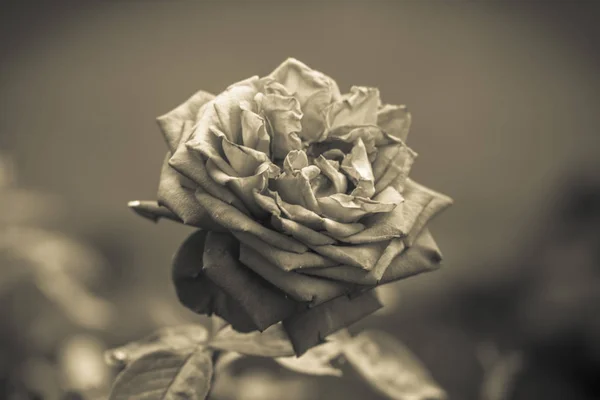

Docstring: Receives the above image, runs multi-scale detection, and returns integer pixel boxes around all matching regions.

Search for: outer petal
[317,194,396,224]
[283,290,383,355]
[300,239,406,285]
[156,90,215,153]
[268,58,340,106]
[301,229,442,285]
[194,187,308,254]
[379,229,443,284]
[377,104,412,143]
[255,92,303,160]
[234,232,337,271]
[398,179,454,246]
[326,86,380,129]
[172,230,294,333]
[240,106,271,156]
[341,138,375,198]
[157,153,218,229]
[373,142,417,195]
[309,240,390,271]
[239,245,351,306]
[342,187,407,244]
[205,160,273,218]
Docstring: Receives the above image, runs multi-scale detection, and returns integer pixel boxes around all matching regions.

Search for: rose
[130,58,452,355]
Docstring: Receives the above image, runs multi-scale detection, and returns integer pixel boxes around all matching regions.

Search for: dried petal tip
[128,200,182,223]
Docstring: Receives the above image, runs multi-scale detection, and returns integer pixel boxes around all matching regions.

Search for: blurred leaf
[342,330,446,400]
[208,324,295,357]
[109,347,212,400]
[276,340,344,377]
[214,351,243,374]
[105,325,209,368]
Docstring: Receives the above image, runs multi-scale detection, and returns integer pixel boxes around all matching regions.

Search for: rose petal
[194,187,308,254]
[213,77,259,144]
[239,245,351,306]
[221,138,272,177]
[169,147,250,215]
[322,218,365,238]
[299,89,334,143]
[399,179,454,246]
[377,104,412,143]
[379,229,442,284]
[309,241,390,271]
[326,86,380,129]
[313,156,347,195]
[341,138,375,198]
[317,194,396,224]
[157,90,215,153]
[283,149,309,173]
[342,187,407,244]
[157,154,217,228]
[255,92,303,160]
[205,159,271,218]
[300,239,406,285]
[201,231,298,330]
[373,143,417,195]
[273,167,322,214]
[283,290,383,356]
[271,215,336,246]
[268,58,341,106]
[172,230,266,332]
[240,106,271,156]
[234,232,337,271]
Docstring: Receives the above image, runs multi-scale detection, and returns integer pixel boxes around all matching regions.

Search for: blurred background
[1,1,599,399]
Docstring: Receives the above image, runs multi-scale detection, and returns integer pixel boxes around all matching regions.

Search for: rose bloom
[130,58,452,354]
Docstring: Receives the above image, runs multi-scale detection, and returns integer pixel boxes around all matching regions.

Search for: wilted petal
[213,77,259,144]
[310,240,390,271]
[274,156,322,214]
[377,104,412,143]
[172,230,293,333]
[234,232,337,271]
[271,215,336,246]
[240,106,271,156]
[299,89,334,143]
[239,245,351,306]
[157,154,219,229]
[314,156,347,195]
[255,92,303,159]
[195,187,308,254]
[317,194,396,224]
[206,159,275,218]
[322,218,365,238]
[373,142,417,195]
[342,187,407,244]
[221,138,272,177]
[268,58,340,105]
[169,147,249,215]
[300,239,406,285]
[341,138,375,198]
[326,86,380,129]
[399,179,454,246]
[283,290,383,355]
[157,90,215,153]
[379,229,443,284]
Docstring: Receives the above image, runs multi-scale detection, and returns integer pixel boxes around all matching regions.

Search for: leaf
[275,340,345,377]
[109,347,213,400]
[105,325,209,368]
[342,331,446,400]
[208,324,295,357]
